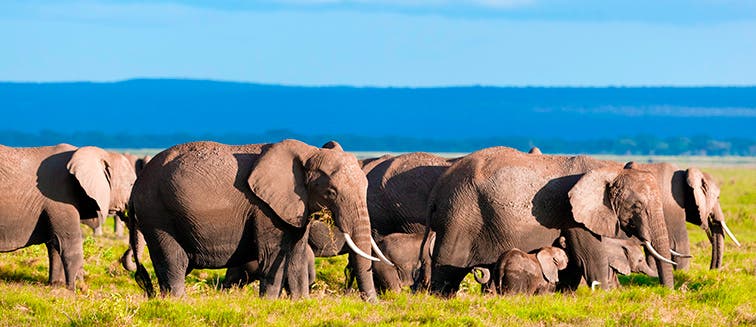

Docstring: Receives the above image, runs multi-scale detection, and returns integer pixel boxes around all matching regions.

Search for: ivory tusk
[721,221,741,247]
[591,281,601,291]
[343,233,380,262]
[644,241,677,266]
[670,249,693,258]
[370,237,395,266]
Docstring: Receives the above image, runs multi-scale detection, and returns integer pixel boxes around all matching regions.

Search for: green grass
[1,167,755,326]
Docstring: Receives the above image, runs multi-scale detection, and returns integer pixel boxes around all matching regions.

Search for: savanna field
[1,157,754,326]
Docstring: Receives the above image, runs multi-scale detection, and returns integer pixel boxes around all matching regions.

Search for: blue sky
[1,0,755,86]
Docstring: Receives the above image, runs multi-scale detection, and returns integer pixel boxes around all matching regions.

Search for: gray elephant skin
[372,231,435,293]
[129,140,380,300]
[632,162,738,270]
[424,147,675,297]
[0,144,136,290]
[474,247,568,295]
[559,228,658,290]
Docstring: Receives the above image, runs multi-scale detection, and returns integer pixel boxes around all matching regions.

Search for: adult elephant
[632,162,739,270]
[129,140,385,300]
[0,144,136,290]
[366,152,456,236]
[424,147,675,297]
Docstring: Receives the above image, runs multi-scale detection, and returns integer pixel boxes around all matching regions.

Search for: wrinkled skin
[129,140,377,300]
[474,247,568,295]
[632,163,732,270]
[222,247,316,289]
[423,147,674,297]
[119,154,151,272]
[0,144,136,290]
[222,220,337,289]
[559,228,657,290]
[365,152,456,236]
[372,232,435,293]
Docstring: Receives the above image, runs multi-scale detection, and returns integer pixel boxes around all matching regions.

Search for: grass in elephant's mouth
[0,168,754,326]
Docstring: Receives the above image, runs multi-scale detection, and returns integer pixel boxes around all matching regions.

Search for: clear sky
[1,0,755,86]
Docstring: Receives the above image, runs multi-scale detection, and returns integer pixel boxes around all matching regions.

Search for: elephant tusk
[669,249,693,258]
[721,221,741,247]
[370,237,395,266]
[591,281,601,291]
[644,241,677,266]
[343,233,380,262]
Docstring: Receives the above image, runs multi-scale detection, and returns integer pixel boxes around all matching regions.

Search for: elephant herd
[0,140,741,302]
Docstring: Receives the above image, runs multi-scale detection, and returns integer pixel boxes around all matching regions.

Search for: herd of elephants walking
[0,139,741,302]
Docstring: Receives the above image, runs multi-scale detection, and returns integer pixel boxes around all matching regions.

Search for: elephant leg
[430,265,468,298]
[45,241,65,287]
[48,210,84,291]
[114,216,125,238]
[144,229,189,297]
[283,230,311,299]
[307,247,316,287]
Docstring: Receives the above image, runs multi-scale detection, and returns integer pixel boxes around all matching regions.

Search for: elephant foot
[49,280,66,288]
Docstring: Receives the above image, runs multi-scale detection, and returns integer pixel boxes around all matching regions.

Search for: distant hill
[1,79,754,154]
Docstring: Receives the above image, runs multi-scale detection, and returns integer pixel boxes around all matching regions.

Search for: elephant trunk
[647,206,675,288]
[341,203,378,302]
[709,229,724,269]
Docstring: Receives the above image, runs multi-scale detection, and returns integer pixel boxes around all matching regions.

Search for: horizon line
[2,77,756,89]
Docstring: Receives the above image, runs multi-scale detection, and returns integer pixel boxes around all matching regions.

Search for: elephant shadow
[36,151,96,213]
[0,255,48,285]
[530,174,586,230]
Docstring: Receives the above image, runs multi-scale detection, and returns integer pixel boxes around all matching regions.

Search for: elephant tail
[128,203,155,298]
[472,267,491,284]
[411,225,433,293]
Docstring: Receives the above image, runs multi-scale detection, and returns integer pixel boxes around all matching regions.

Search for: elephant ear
[537,249,561,283]
[609,247,632,275]
[321,140,344,151]
[569,167,621,237]
[67,146,112,221]
[686,168,710,221]
[248,140,315,228]
[135,155,151,174]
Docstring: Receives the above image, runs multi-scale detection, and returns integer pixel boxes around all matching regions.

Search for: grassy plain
[0,162,754,326]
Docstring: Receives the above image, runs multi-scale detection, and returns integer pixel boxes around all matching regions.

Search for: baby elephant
[474,247,568,295]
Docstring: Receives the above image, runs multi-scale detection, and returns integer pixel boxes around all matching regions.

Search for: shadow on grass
[618,274,660,287]
[0,269,47,286]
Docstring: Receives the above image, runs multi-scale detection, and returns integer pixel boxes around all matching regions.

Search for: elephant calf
[372,232,435,293]
[474,247,568,295]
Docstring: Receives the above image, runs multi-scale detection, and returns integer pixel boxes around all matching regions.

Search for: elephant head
[246,139,391,300]
[605,237,658,278]
[685,168,740,269]
[67,147,137,229]
[568,164,675,288]
[537,247,569,285]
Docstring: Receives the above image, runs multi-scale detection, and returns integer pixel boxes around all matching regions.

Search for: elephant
[630,162,739,270]
[372,232,435,293]
[220,220,340,289]
[119,154,152,272]
[473,246,568,295]
[422,147,676,297]
[222,246,316,290]
[128,139,390,300]
[110,154,151,237]
[365,152,455,236]
[0,144,136,290]
[558,228,658,290]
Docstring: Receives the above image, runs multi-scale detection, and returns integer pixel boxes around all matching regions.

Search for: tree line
[1,130,753,156]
